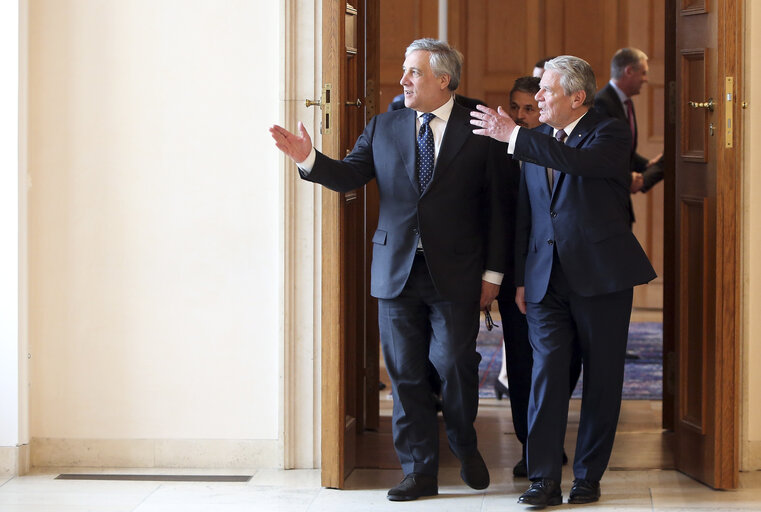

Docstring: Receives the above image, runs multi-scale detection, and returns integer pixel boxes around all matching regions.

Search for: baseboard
[0,444,31,476]
[742,439,761,471]
[31,438,282,469]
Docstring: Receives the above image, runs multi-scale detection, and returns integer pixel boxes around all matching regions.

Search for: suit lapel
[427,103,469,193]
[533,124,557,199]
[392,108,419,194]
[551,112,597,197]
[566,111,598,149]
[604,84,627,120]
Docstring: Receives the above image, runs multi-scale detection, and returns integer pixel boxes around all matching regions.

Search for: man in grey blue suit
[471,55,656,506]
[271,38,509,501]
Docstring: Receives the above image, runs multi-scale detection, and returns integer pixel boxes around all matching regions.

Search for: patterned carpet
[477,321,663,400]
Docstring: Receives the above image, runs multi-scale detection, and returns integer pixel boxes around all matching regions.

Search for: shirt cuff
[296,148,317,173]
[507,126,521,155]
[482,270,503,286]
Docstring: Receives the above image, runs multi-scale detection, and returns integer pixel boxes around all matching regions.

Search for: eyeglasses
[484,308,499,331]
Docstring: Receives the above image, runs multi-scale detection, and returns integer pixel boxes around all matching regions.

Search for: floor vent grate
[56,474,252,482]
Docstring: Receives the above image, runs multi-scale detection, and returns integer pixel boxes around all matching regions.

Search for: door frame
[665,0,742,489]
[318,0,744,489]
[319,0,380,488]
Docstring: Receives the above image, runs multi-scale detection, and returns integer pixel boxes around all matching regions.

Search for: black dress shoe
[568,478,600,504]
[459,451,490,490]
[387,473,438,501]
[518,479,562,507]
[512,456,527,478]
[494,379,509,400]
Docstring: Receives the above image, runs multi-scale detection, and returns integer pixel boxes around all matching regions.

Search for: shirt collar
[554,111,588,140]
[416,95,455,123]
[609,80,630,104]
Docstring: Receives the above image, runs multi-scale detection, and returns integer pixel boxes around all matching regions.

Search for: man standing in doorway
[595,47,664,197]
[471,56,656,506]
[271,38,508,501]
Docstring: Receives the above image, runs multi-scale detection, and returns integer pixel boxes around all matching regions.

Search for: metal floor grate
[56,474,252,482]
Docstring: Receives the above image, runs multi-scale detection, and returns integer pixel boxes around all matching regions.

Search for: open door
[670,0,742,489]
[320,0,380,488]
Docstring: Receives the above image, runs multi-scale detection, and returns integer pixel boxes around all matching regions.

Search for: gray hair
[544,55,597,106]
[611,47,648,79]
[405,38,463,91]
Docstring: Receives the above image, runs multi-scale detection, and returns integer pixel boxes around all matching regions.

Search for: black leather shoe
[512,456,527,478]
[387,473,438,501]
[518,479,562,507]
[568,478,600,504]
[494,379,509,400]
[459,451,490,490]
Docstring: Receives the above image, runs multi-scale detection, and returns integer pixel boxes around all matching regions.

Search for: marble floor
[4,310,759,511]
[2,466,761,511]
[3,398,759,511]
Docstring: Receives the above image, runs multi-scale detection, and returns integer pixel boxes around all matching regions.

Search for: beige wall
[1,0,21,459]
[743,0,761,469]
[24,0,284,467]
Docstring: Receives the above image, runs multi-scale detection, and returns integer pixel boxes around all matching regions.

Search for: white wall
[743,0,761,469]
[0,0,20,452]
[26,0,282,460]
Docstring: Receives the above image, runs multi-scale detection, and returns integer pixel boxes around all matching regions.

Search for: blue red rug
[477,321,663,400]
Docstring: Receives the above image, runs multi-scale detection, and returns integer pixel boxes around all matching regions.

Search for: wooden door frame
[320,0,380,488]
[320,0,345,488]
[665,0,742,489]
[710,0,742,487]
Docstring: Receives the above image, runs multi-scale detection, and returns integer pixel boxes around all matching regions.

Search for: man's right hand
[515,286,527,315]
[630,171,644,193]
[269,122,312,163]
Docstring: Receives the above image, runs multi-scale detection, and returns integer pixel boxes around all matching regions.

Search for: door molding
[320,0,345,488]
[281,0,324,470]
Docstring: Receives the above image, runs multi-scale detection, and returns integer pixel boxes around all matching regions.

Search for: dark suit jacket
[593,83,649,173]
[302,102,509,303]
[513,110,656,303]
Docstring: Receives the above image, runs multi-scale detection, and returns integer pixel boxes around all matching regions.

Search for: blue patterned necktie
[416,113,435,192]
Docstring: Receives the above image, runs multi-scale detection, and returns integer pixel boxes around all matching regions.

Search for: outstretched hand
[269,122,313,163]
[470,104,518,143]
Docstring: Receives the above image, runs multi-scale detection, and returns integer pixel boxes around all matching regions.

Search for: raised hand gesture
[269,122,313,163]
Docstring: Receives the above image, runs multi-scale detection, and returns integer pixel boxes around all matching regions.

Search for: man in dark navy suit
[271,38,509,501]
[471,56,656,506]
[594,48,664,200]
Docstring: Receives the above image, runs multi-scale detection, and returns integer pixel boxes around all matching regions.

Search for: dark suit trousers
[378,253,481,476]
[497,293,532,450]
[498,291,582,456]
[525,255,632,482]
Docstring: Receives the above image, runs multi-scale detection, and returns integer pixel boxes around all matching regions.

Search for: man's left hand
[480,280,500,309]
[470,104,517,143]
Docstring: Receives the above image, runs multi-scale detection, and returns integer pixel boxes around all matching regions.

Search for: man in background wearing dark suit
[271,38,508,502]
[594,48,663,196]
[471,55,656,506]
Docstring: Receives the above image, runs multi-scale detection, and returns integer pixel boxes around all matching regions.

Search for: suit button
[411,227,419,235]
[550,210,558,218]
[547,239,554,246]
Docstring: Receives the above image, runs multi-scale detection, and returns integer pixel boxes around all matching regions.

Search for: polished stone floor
[4,310,759,510]
[2,466,761,511]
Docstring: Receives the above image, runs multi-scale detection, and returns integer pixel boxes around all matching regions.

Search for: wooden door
[671,0,741,489]
[321,0,380,489]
